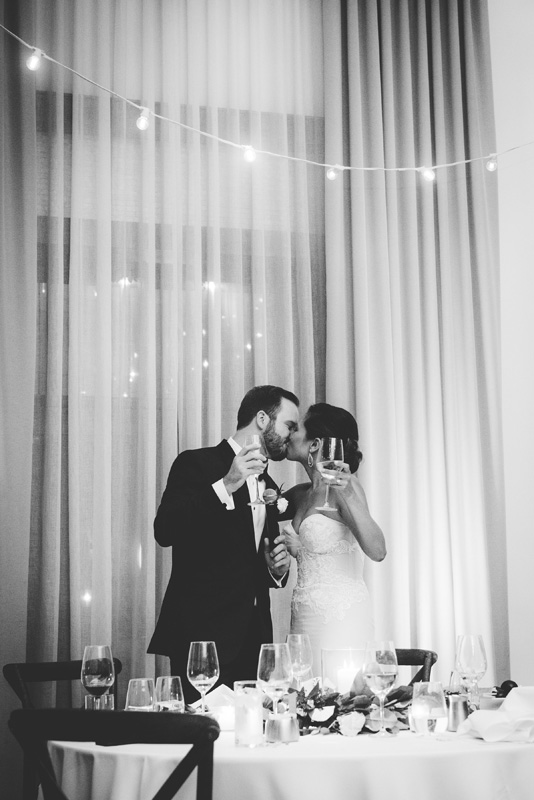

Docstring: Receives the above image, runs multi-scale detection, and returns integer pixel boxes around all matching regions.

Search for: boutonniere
[262,484,288,514]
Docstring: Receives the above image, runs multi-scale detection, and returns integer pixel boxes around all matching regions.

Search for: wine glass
[244,434,264,506]
[315,438,347,511]
[362,640,398,736]
[187,641,220,714]
[455,633,487,710]
[80,645,115,710]
[257,643,293,716]
[286,633,313,691]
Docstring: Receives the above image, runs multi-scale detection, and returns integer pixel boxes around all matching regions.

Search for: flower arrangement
[293,680,412,736]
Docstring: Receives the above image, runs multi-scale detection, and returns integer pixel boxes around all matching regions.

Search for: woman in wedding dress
[284,403,386,676]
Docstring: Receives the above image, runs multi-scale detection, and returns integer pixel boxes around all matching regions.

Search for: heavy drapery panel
[5,0,326,705]
[322,0,505,684]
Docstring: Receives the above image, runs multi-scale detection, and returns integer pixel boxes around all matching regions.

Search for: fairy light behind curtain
[1,0,505,709]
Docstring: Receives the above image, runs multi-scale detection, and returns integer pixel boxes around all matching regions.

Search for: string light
[1,22,529,179]
[326,165,341,181]
[420,166,436,182]
[26,47,42,71]
[136,107,150,130]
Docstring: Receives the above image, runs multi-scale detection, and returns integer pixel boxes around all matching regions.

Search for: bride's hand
[282,524,301,556]
[321,463,351,491]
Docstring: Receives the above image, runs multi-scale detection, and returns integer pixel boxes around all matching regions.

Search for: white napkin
[191,684,236,729]
[457,687,534,742]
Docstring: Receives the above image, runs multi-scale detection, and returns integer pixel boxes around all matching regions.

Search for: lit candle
[337,662,356,693]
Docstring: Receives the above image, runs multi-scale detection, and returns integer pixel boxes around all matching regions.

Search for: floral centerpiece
[292,675,412,736]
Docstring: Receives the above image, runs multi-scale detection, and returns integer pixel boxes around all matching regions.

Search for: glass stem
[95,697,101,711]
[379,696,385,733]
[323,484,330,507]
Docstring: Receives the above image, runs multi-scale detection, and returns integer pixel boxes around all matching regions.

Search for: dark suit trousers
[170,605,266,705]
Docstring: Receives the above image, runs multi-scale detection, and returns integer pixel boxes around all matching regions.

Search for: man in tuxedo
[148,385,299,703]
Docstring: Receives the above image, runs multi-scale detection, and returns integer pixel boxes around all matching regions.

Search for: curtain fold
[324,0,505,683]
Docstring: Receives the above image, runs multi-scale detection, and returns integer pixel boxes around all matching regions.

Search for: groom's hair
[237,385,299,429]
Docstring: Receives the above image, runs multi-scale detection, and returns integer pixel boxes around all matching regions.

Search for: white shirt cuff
[212,478,235,510]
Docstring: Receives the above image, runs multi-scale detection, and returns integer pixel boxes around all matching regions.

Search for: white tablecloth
[49,730,534,800]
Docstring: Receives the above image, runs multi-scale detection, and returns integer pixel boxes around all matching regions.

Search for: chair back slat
[395,648,438,683]
[8,709,220,800]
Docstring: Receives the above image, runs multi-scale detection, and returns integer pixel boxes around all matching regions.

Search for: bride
[283,403,386,676]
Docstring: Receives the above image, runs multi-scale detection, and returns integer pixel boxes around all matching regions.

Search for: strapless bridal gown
[286,513,375,676]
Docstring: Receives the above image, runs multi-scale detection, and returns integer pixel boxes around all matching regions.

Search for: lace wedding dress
[286,513,374,676]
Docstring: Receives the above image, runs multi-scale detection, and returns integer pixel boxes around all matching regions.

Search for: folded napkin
[457,687,534,742]
[191,684,236,729]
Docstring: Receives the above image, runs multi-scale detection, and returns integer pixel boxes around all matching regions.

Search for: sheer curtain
[4,0,326,706]
[322,0,506,684]
[1,0,505,737]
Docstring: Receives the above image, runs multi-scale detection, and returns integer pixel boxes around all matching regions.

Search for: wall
[488,0,534,684]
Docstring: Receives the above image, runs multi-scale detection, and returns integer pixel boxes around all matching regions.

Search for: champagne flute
[187,641,220,714]
[257,643,293,716]
[80,645,115,710]
[455,633,487,710]
[362,641,398,736]
[244,434,264,506]
[286,633,313,691]
[315,438,347,511]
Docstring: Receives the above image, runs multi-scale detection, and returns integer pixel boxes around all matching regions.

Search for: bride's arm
[335,474,386,562]
[280,484,306,557]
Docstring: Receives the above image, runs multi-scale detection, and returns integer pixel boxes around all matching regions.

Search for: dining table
[47,725,534,800]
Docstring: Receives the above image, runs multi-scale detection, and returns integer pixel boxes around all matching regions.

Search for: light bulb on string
[420,166,436,182]
[485,156,498,172]
[136,107,150,131]
[26,48,42,71]
[326,166,340,181]
[243,146,257,163]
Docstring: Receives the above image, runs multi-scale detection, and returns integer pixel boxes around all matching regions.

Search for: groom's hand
[264,535,290,578]
[223,444,266,495]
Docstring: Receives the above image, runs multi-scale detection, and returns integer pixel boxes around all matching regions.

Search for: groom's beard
[262,418,289,461]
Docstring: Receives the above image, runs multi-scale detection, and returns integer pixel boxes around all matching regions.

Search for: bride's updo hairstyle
[303,403,363,473]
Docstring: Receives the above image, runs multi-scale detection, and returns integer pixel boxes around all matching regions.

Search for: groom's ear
[256,410,269,431]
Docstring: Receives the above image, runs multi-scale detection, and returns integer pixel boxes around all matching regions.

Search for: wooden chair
[3,658,122,800]
[3,658,123,709]
[8,708,220,800]
[395,648,438,683]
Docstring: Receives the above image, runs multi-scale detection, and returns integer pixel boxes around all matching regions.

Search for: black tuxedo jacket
[148,440,287,666]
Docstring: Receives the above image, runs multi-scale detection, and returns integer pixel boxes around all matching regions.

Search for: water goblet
[315,438,347,511]
[286,633,313,691]
[155,676,185,712]
[362,640,398,736]
[80,645,115,711]
[257,643,292,716]
[187,641,220,714]
[410,681,448,735]
[455,633,487,710]
[125,678,155,711]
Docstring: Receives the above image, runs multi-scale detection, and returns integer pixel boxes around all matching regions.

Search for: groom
[148,385,300,703]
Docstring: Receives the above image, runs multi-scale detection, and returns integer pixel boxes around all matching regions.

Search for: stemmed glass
[286,633,313,691]
[257,643,293,716]
[187,641,220,714]
[315,438,347,511]
[244,434,265,506]
[362,641,398,736]
[80,645,115,710]
[455,633,487,710]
